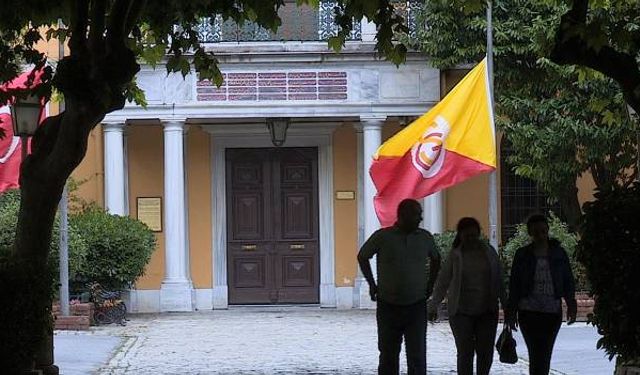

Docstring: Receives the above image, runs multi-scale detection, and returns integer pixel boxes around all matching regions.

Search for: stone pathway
[514,323,615,375]
[55,332,122,375]
[95,308,536,375]
[52,307,612,374]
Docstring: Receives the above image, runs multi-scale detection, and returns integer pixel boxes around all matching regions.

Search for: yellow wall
[187,127,212,288]
[70,127,104,209]
[127,125,165,289]
[333,124,358,286]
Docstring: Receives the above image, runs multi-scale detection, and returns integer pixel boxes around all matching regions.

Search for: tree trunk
[1,1,143,370]
[558,184,582,233]
[4,73,137,374]
[2,110,101,372]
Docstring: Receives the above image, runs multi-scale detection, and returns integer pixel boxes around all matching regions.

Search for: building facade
[69,2,594,313]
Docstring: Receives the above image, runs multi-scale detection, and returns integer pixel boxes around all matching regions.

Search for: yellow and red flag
[371,58,496,227]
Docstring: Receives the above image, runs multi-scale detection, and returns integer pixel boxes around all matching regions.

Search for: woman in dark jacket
[506,214,577,375]
[428,218,506,375]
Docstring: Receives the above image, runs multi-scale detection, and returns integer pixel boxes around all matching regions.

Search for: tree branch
[89,0,107,52]
[567,0,588,23]
[125,0,146,36]
[550,0,640,113]
[107,0,133,47]
[69,0,90,54]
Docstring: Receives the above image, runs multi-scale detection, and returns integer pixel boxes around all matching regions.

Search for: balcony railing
[197,1,360,43]
[196,1,420,43]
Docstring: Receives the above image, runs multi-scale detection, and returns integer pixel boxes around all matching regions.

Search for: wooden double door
[226,147,320,304]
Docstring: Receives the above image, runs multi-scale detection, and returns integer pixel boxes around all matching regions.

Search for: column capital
[161,118,187,132]
[359,116,386,130]
[102,122,126,132]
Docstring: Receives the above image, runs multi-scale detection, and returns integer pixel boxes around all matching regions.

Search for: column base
[320,283,337,308]
[212,285,228,309]
[353,278,376,309]
[160,281,194,312]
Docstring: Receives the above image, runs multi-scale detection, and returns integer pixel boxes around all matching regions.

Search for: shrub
[0,190,88,289]
[433,230,456,260]
[501,212,588,291]
[71,207,156,290]
[578,184,640,363]
[433,229,490,259]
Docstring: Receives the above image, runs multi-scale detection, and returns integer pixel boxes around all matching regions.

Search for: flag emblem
[411,115,450,178]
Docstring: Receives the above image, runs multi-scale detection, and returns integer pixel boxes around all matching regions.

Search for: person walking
[427,217,506,375]
[357,199,441,375]
[506,214,577,375]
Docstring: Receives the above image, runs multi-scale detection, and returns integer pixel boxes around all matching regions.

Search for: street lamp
[266,117,289,147]
[10,94,41,161]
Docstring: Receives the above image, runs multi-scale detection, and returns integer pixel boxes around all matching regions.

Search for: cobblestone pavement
[93,307,577,375]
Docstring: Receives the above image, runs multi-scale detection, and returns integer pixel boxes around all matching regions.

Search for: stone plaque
[137,197,162,232]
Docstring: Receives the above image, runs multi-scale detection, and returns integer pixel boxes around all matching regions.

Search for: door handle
[290,244,305,250]
[242,244,257,251]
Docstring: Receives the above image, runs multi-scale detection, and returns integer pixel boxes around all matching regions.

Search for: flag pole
[487,0,499,250]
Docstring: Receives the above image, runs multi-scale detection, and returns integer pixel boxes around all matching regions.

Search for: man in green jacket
[358,199,441,375]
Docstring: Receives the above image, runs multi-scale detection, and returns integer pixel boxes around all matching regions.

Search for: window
[500,139,561,243]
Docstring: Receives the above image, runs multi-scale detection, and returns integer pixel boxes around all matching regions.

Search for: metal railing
[196,1,421,43]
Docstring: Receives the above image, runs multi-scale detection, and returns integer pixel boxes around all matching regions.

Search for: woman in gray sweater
[427,217,506,375]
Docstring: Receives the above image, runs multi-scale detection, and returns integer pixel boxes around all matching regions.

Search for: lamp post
[10,95,40,161]
[266,117,290,147]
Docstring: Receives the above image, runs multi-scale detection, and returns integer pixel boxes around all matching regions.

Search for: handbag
[495,325,518,364]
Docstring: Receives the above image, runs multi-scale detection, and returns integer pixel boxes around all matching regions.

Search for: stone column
[354,116,385,309]
[103,122,126,215]
[160,119,194,312]
[422,192,445,234]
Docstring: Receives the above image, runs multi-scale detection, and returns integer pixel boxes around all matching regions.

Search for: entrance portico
[101,43,442,312]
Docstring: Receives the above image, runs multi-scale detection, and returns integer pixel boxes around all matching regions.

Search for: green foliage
[0,189,155,292]
[433,229,490,260]
[71,208,156,291]
[416,0,639,224]
[501,212,588,291]
[0,190,88,287]
[433,230,456,260]
[578,184,640,362]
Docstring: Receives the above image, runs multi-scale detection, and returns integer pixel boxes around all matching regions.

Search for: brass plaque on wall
[335,191,356,200]
[137,197,162,232]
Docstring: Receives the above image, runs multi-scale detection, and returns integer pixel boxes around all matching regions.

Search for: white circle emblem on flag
[411,116,451,179]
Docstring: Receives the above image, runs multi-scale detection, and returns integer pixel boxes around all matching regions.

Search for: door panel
[282,192,313,239]
[227,147,319,304]
[232,256,266,288]
[231,193,264,240]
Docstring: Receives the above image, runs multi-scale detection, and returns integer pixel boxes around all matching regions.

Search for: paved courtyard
[55,307,614,375]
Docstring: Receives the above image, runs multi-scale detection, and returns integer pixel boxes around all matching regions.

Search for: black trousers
[449,311,499,375]
[519,310,562,375]
[376,299,427,375]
